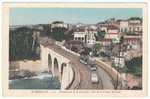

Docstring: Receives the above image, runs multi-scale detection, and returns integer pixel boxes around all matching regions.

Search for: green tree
[9,26,40,61]
[64,29,74,41]
[125,56,142,77]
[51,27,67,41]
[95,31,106,41]
[93,43,101,56]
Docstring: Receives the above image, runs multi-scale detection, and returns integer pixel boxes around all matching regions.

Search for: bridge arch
[48,54,52,73]
[54,58,59,77]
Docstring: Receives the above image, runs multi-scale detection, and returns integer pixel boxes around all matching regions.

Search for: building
[119,20,129,33]
[97,22,108,32]
[85,26,97,46]
[50,21,68,32]
[65,40,83,53]
[99,38,112,47]
[73,27,86,42]
[118,18,142,35]
[113,56,125,68]
[73,26,97,47]
[123,35,142,50]
[105,25,120,40]
[128,18,142,35]
[76,23,85,28]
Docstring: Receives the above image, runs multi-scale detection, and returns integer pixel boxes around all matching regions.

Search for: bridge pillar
[61,62,74,90]
[40,45,49,72]
[51,57,55,77]
[61,63,68,89]
[50,57,54,74]
[58,61,62,80]
[51,58,61,79]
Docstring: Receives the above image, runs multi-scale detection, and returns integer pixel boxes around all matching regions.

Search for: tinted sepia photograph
[2,2,148,97]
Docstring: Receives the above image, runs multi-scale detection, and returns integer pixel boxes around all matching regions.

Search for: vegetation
[95,31,106,41]
[9,27,40,61]
[112,56,142,77]
[92,43,101,56]
[51,27,65,41]
[80,47,91,55]
[128,17,142,22]
[50,27,67,41]
[64,29,74,41]
[100,52,110,57]
[124,56,142,77]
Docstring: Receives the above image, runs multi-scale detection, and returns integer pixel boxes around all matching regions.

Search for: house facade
[73,26,97,46]
[105,25,120,40]
[50,21,68,31]
[119,20,129,33]
[128,19,142,35]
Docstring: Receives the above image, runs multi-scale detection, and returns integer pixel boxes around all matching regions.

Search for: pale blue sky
[10,8,142,25]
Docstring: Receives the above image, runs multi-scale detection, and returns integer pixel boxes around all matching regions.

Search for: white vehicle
[79,59,88,65]
[90,64,97,71]
[79,55,88,65]
[91,72,99,83]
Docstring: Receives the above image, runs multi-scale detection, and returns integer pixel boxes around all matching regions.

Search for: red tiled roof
[107,25,119,30]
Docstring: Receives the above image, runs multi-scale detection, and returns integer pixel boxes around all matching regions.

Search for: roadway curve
[40,37,114,90]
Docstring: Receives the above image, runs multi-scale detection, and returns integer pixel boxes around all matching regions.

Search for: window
[82,37,84,41]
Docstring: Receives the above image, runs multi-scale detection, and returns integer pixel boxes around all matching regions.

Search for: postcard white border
[2,2,148,97]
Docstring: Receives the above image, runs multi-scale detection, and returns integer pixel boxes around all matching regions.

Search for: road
[97,66,114,89]
[40,37,114,89]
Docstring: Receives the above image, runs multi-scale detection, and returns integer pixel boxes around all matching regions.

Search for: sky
[10,8,142,25]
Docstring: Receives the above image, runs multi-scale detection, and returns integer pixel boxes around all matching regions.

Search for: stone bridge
[39,37,119,90]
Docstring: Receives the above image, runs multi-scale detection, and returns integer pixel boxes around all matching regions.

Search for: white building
[105,25,120,40]
[118,18,142,34]
[86,27,97,45]
[51,21,68,29]
[128,19,142,34]
[113,57,125,68]
[73,26,97,46]
[76,23,85,28]
[119,20,129,33]
[123,35,142,50]
[73,27,86,42]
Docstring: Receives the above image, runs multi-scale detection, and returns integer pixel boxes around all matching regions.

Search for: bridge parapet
[55,41,80,56]
[94,58,122,82]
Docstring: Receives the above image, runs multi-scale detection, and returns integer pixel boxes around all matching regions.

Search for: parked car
[80,59,88,65]
[91,71,99,84]
[79,55,88,65]
[90,63,97,71]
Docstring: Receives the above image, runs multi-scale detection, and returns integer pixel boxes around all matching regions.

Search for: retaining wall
[95,58,122,81]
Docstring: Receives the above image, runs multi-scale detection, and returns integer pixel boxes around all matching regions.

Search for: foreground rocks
[9,70,37,80]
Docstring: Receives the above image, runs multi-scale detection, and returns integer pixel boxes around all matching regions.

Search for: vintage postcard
[2,2,148,97]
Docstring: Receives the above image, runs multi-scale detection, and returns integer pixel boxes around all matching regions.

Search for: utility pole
[115,36,124,90]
